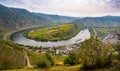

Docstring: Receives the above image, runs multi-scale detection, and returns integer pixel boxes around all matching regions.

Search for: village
[26,44,80,55]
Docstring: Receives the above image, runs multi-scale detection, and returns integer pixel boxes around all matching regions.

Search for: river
[11,28,90,47]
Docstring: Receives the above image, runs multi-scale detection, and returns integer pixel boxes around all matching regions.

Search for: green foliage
[0,39,24,70]
[0,39,55,70]
[26,24,80,41]
[35,53,54,68]
[64,52,79,65]
[117,33,120,40]
[37,57,51,69]
[53,55,67,66]
[0,56,14,70]
[113,44,120,60]
[45,53,54,66]
[113,44,120,52]
[37,55,51,69]
[78,37,114,69]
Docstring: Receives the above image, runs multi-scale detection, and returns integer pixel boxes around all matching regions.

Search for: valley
[0,3,120,71]
[10,26,90,47]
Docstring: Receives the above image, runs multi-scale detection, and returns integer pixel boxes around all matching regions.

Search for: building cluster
[28,44,80,55]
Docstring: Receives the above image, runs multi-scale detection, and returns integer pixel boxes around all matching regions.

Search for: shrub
[37,53,54,69]
[64,52,79,65]
[0,56,14,70]
[0,39,24,70]
[113,44,120,60]
[37,55,51,69]
[45,53,54,66]
[78,37,114,69]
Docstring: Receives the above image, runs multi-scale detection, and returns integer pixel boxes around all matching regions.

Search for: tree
[37,55,51,69]
[78,37,114,69]
[0,56,14,70]
[64,52,79,65]
[113,44,120,60]
[45,53,54,66]
[37,53,55,69]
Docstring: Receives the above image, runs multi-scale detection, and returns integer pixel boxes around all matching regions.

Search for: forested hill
[0,4,76,35]
[0,4,48,32]
[73,16,120,27]
[1,3,120,35]
[33,13,78,24]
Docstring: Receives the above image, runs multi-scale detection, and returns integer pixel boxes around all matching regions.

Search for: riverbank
[10,28,90,47]
[3,25,44,40]
[25,24,80,42]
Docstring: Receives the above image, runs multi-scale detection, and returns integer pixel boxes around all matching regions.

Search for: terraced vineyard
[26,24,80,41]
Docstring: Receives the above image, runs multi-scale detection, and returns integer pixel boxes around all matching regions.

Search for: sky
[0,0,120,17]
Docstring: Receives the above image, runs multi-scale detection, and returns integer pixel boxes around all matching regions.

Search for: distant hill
[0,4,77,35]
[74,16,120,27]
[1,4,120,36]
[33,13,78,24]
[0,4,49,31]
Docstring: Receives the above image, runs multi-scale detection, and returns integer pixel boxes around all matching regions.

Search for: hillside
[34,13,78,24]
[74,16,120,27]
[0,39,51,70]
[0,4,77,36]
[1,37,120,71]
[0,4,49,33]
[0,39,24,69]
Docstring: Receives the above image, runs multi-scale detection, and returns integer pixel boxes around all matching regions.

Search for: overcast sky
[0,0,120,17]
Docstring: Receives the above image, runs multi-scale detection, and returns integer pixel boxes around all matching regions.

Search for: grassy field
[52,56,67,66]
[26,24,80,41]
[3,60,120,71]
[3,55,81,71]
[3,65,81,71]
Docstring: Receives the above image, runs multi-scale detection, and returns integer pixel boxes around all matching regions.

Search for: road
[3,25,41,40]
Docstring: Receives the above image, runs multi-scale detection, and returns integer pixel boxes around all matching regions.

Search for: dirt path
[23,49,33,68]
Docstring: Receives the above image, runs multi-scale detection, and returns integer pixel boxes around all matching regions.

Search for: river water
[11,29,90,47]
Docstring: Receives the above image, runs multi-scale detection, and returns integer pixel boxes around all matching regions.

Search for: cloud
[110,0,120,9]
[0,0,120,17]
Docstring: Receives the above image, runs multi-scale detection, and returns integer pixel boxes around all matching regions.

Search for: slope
[74,16,120,27]
[0,4,77,37]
